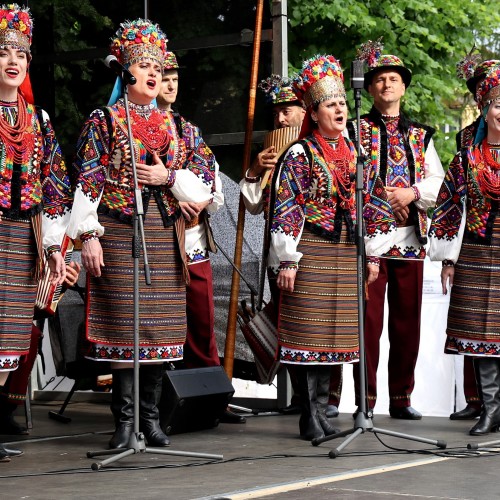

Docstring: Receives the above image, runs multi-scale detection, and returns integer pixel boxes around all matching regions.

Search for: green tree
[287,0,500,164]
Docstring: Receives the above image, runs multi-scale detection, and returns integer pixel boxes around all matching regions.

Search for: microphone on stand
[350,59,364,105]
[103,55,137,85]
[350,59,365,187]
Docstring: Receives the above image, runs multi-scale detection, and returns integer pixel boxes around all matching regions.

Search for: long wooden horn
[223,0,265,379]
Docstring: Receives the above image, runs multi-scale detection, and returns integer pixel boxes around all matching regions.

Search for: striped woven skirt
[445,218,500,356]
[278,227,359,365]
[85,204,186,362]
[0,216,37,371]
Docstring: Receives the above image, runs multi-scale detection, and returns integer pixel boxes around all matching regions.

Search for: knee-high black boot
[317,366,340,436]
[470,358,500,436]
[109,369,134,449]
[139,364,169,447]
[297,366,324,441]
[0,388,28,435]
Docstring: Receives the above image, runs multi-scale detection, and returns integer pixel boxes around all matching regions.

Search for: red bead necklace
[313,129,354,209]
[0,94,34,164]
[477,139,500,200]
[118,106,170,155]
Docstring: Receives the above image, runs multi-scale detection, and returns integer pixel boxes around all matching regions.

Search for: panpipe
[35,234,74,315]
[260,125,300,189]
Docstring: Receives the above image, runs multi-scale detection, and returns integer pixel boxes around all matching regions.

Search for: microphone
[103,55,137,85]
[350,59,365,91]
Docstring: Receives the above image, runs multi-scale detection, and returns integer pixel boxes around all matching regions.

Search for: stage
[1,400,498,499]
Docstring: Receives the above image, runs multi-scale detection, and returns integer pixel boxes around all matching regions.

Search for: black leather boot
[109,369,134,449]
[0,397,28,435]
[317,366,340,436]
[297,367,324,441]
[139,364,169,447]
[470,358,500,436]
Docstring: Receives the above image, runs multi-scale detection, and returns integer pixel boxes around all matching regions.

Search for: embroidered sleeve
[170,120,213,203]
[39,109,73,251]
[428,151,467,262]
[270,143,310,269]
[413,139,445,212]
[65,109,109,240]
[362,160,397,257]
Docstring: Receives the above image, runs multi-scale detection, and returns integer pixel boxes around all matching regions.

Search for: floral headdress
[164,51,179,71]
[456,46,482,82]
[459,50,500,96]
[472,63,500,145]
[110,18,168,68]
[293,55,345,109]
[258,74,298,105]
[357,38,412,90]
[0,3,32,55]
[476,63,500,108]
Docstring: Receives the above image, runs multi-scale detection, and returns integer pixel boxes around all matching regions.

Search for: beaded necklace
[477,139,500,200]
[313,129,353,209]
[0,94,34,164]
[117,99,170,154]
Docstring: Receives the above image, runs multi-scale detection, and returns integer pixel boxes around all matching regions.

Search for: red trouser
[354,258,423,409]
[183,260,220,368]
[464,356,481,409]
[2,324,42,404]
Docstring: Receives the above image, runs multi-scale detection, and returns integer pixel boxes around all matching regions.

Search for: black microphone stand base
[311,412,447,458]
[467,437,500,451]
[87,431,223,471]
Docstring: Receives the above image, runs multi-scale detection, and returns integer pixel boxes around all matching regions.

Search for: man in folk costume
[240,76,342,418]
[66,20,213,449]
[156,53,243,424]
[0,4,71,461]
[347,40,444,419]
[444,53,499,421]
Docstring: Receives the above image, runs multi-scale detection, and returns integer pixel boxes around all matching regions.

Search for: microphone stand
[87,72,223,470]
[311,60,446,458]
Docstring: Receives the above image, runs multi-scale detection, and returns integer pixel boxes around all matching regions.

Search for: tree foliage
[287,0,500,163]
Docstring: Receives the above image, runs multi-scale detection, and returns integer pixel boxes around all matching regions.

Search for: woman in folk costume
[455,53,499,152]
[429,63,500,436]
[269,55,379,441]
[66,19,213,449]
[0,4,71,462]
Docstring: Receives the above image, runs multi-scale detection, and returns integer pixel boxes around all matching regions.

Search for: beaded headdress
[110,18,168,68]
[357,38,412,90]
[0,3,33,55]
[476,64,500,107]
[293,55,345,109]
[456,47,500,96]
[259,74,299,105]
[164,51,179,71]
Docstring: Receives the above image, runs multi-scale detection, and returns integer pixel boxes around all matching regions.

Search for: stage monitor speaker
[160,366,234,435]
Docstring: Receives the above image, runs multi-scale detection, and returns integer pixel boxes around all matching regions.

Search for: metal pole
[223,0,265,379]
[272,0,288,77]
[271,0,290,408]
